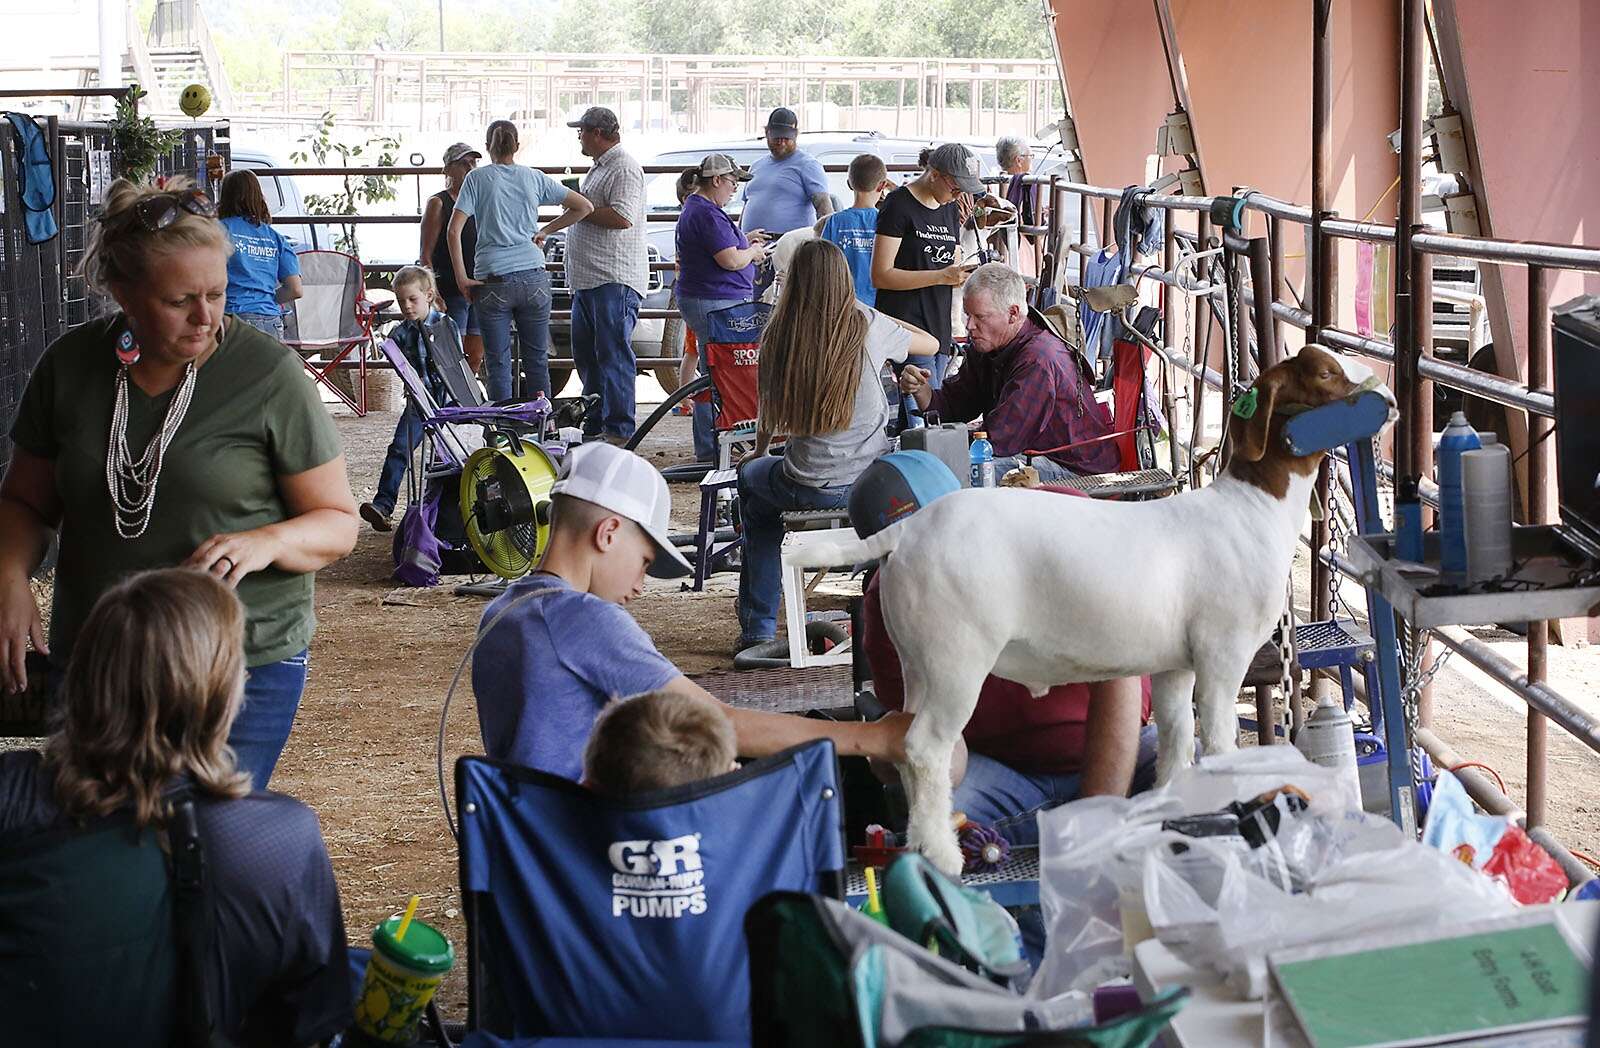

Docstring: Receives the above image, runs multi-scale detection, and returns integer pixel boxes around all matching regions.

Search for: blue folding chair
[455,740,845,1043]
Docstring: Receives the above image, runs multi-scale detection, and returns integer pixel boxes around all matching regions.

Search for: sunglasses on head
[133,189,216,232]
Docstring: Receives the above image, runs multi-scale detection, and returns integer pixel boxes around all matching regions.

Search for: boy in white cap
[471,443,912,780]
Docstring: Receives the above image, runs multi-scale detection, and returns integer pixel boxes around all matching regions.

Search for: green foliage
[289,112,402,253]
[108,85,185,182]
[204,0,1050,79]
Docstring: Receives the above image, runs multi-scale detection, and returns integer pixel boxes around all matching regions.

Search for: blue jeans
[990,454,1078,485]
[441,291,479,337]
[900,351,949,418]
[477,268,552,401]
[571,283,642,438]
[736,455,852,643]
[373,402,424,514]
[236,312,285,340]
[678,294,747,462]
[229,648,310,790]
[953,724,1160,847]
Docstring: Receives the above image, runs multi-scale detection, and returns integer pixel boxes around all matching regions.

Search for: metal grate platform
[692,664,854,714]
[1294,618,1375,670]
[782,507,853,531]
[846,846,1041,908]
[1053,468,1180,498]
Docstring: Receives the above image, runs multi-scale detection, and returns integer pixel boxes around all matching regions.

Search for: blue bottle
[1438,411,1481,580]
[970,431,995,488]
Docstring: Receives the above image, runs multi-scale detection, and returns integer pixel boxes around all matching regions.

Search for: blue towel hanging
[4,113,59,245]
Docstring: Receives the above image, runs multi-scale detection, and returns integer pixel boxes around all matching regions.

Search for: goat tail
[785,517,910,569]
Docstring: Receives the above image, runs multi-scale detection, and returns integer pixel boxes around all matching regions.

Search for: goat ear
[1233,370,1282,462]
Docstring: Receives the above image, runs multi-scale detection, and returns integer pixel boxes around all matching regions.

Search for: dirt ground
[15,384,1600,1018]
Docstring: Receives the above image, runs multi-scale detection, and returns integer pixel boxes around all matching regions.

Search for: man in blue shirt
[820,153,890,306]
[740,107,833,238]
[472,443,913,781]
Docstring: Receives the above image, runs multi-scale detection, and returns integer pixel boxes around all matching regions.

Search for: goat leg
[1152,667,1198,786]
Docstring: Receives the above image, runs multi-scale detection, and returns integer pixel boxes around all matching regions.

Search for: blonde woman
[0,177,359,788]
[0,568,351,1045]
[735,239,936,652]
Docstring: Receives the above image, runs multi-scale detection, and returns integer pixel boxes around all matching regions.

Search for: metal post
[1268,216,1286,349]
[1394,0,1426,552]
[1163,223,1180,479]
[1527,265,1551,828]
[1412,219,1437,725]
[1311,0,1335,333]
[1247,236,1279,365]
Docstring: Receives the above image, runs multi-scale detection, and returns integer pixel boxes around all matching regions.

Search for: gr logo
[607,834,708,919]
[608,834,702,876]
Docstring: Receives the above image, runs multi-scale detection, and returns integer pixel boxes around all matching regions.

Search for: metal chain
[1275,581,1297,738]
[1399,620,1454,788]
[1326,480,1348,622]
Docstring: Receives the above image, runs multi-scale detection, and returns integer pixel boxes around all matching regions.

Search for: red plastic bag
[1481,825,1569,905]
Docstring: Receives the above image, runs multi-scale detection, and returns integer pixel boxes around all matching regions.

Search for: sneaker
[360,502,393,532]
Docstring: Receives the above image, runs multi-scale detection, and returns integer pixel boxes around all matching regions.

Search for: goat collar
[1231,375,1385,421]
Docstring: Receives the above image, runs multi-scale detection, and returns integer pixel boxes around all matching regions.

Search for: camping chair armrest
[1022,424,1156,458]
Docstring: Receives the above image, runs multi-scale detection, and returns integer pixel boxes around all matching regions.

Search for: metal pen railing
[1023,164,1593,876]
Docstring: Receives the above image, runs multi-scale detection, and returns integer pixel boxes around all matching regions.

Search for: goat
[790,345,1396,875]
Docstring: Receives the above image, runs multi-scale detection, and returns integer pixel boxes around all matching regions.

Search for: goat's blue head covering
[848,451,960,538]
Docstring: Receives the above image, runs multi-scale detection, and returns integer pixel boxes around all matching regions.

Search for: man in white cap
[565,106,647,443]
[471,443,915,780]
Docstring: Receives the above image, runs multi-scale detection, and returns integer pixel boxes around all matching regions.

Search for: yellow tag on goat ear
[1232,388,1259,420]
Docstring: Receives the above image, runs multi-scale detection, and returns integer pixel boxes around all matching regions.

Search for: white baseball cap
[551,443,692,579]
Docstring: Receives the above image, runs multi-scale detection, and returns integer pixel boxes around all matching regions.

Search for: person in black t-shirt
[871,142,986,394]
[0,569,351,1046]
[420,141,484,372]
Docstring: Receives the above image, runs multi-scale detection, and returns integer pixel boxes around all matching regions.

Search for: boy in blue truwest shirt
[820,154,890,306]
[361,266,460,530]
[471,442,916,781]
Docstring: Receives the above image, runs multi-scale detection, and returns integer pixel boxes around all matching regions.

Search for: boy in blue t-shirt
[819,154,890,306]
[470,442,915,781]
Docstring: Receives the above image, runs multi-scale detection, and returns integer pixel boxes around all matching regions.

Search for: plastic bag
[1031,748,1354,997]
[1032,749,1513,1001]
[1422,772,1568,905]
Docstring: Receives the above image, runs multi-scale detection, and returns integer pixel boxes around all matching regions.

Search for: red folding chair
[282,250,377,416]
[690,301,770,591]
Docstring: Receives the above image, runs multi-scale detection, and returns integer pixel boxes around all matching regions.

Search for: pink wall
[1435,0,1600,366]
[1051,1,1173,192]
[1168,0,1399,333]
[1050,0,1399,337]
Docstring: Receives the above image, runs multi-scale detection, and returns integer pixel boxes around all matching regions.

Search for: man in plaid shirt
[566,106,648,443]
[899,263,1118,480]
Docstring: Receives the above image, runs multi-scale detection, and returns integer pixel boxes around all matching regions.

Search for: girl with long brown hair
[0,568,352,1044]
[734,238,935,652]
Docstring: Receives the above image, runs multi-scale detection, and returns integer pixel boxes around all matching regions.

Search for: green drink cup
[353,911,455,1043]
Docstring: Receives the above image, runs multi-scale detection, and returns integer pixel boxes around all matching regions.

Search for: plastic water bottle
[1438,411,1481,580]
[970,431,995,488]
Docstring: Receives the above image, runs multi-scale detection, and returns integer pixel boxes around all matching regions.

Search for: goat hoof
[918,833,965,878]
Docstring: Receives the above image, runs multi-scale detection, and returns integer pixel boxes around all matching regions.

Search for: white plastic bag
[1031,748,1509,1000]
[1142,803,1514,997]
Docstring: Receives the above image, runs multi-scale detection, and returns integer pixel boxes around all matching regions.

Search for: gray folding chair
[282,250,377,416]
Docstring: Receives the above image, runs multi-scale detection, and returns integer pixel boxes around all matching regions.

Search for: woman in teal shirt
[448,120,593,400]
[217,170,303,340]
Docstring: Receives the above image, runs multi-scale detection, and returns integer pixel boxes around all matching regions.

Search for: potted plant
[108,85,182,182]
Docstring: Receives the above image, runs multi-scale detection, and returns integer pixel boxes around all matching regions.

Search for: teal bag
[745,891,1189,1048]
[882,853,1030,990]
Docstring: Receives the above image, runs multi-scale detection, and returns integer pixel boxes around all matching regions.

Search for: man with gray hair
[899,262,1117,479]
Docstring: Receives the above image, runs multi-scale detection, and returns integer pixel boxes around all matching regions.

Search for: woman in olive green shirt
[0,178,359,788]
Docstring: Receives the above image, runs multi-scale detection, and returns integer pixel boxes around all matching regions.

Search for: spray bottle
[1437,412,1482,582]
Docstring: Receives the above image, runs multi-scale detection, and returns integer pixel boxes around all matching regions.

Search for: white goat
[791,345,1395,875]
